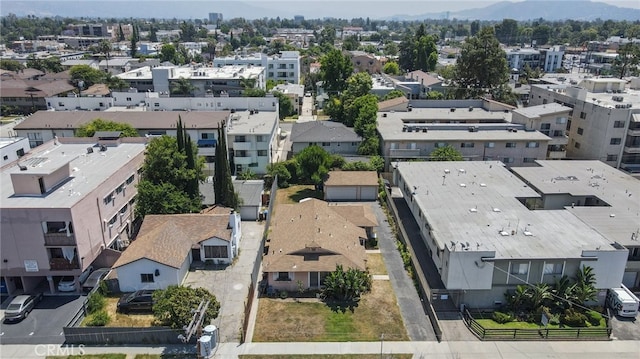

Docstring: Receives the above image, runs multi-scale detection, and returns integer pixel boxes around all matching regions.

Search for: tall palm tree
[98,40,112,72]
[552,275,576,311]
[572,266,597,305]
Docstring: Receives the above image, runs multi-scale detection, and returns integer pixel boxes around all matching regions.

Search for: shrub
[548,313,561,326]
[561,308,587,327]
[492,311,514,324]
[279,290,288,299]
[86,292,106,314]
[86,310,110,326]
[585,310,603,326]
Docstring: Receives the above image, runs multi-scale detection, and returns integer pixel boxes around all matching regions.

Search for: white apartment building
[227,109,280,175]
[529,77,640,175]
[394,160,633,308]
[378,99,550,170]
[213,51,301,84]
[512,103,571,160]
[117,65,265,97]
[506,46,564,73]
[1,137,30,165]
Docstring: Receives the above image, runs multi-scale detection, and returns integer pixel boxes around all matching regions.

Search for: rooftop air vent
[87,147,94,154]
[450,108,456,112]
[382,113,387,117]
[493,208,501,212]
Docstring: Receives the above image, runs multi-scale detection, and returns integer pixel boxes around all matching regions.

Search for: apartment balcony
[197,146,216,156]
[233,142,253,151]
[256,142,270,150]
[547,150,567,159]
[44,232,77,246]
[549,136,569,146]
[627,129,640,137]
[49,257,80,271]
[389,148,421,158]
[623,146,640,154]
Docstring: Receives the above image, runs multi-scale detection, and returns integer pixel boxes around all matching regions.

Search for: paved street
[369,201,436,341]
[183,221,264,343]
[0,295,85,345]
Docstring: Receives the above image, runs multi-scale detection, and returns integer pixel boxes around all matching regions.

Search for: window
[484,142,495,148]
[502,157,514,164]
[204,245,228,259]
[577,127,584,135]
[505,142,516,148]
[613,121,625,128]
[126,174,135,185]
[606,154,618,161]
[510,263,529,275]
[205,156,215,163]
[103,193,114,205]
[556,117,567,124]
[322,142,330,146]
[115,183,124,194]
[2,155,7,160]
[610,138,621,145]
[461,142,474,148]
[235,136,246,142]
[544,263,563,275]
[574,142,581,149]
[256,135,264,142]
[435,142,447,148]
[126,97,132,101]
[526,142,539,148]
[277,272,291,281]
[120,204,128,215]
[16,148,25,157]
[140,274,154,283]
[579,112,586,119]
[236,150,247,157]
[540,123,551,130]
[108,215,117,225]
[154,103,160,107]
[523,157,536,163]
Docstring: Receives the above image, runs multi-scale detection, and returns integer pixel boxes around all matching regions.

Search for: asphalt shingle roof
[290,121,361,143]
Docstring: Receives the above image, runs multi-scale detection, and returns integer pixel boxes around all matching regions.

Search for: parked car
[57,276,77,292]
[82,268,110,293]
[3,293,43,322]
[116,290,155,313]
[78,265,94,284]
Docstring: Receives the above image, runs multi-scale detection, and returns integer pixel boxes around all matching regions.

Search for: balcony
[234,156,255,165]
[627,129,640,136]
[389,148,421,158]
[623,146,640,154]
[547,150,567,159]
[44,232,77,246]
[256,142,270,150]
[197,146,216,156]
[233,141,253,151]
[49,257,80,271]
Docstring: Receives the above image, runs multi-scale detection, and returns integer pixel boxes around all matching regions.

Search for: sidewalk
[3,340,640,359]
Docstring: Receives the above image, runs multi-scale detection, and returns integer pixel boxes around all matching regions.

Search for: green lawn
[275,185,323,205]
[475,318,606,329]
[47,355,126,359]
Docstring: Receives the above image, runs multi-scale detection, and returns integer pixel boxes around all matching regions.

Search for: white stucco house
[113,211,241,292]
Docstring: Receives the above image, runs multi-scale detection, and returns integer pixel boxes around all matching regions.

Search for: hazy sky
[3,0,640,19]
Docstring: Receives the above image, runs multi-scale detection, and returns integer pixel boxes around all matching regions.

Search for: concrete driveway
[183,221,264,343]
[610,314,640,340]
[0,295,85,344]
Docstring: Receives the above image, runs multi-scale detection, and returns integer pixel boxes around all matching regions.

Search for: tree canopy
[429,145,463,161]
[75,118,138,137]
[321,265,372,302]
[69,65,105,88]
[398,24,438,72]
[453,26,509,99]
[152,286,220,330]
[320,48,353,94]
[272,91,294,119]
[295,145,332,185]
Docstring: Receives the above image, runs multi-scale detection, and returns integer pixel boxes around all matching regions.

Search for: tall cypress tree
[214,125,222,203]
[213,121,237,208]
[176,116,184,152]
[184,132,198,200]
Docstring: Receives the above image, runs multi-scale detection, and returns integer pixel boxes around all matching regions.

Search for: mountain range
[2,0,639,21]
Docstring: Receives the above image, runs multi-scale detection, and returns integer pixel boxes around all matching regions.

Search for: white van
[607,284,640,318]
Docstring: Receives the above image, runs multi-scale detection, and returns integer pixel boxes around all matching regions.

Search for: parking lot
[610,314,640,340]
[0,295,85,344]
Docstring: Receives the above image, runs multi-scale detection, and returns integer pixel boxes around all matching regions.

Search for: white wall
[1,137,31,164]
[200,237,233,264]
[116,259,184,292]
[443,249,495,290]
[581,249,628,289]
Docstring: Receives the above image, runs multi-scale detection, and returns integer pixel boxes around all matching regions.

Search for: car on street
[116,290,155,313]
[82,268,110,293]
[3,293,43,322]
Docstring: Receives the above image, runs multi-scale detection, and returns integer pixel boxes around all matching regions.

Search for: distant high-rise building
[208,13,223,24]
[293,15,304,24]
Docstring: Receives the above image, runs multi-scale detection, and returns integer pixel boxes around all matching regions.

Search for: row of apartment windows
[103,173,136,206]
[235,135,266,142]
[235,150,268,157]
[269,72,295,78]
[268,64,295,69]
[106,197,135,231]
[310,142,358,147]
[408,142,541,149]
[510,262,563,276]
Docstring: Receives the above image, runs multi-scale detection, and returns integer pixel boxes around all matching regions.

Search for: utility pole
[182,299,211,359]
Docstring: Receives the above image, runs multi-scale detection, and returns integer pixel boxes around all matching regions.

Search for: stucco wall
[116,259,183,292]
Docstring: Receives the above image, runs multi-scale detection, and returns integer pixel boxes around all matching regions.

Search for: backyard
[275,184,323,205]
[366,253,387,275]
[82,295,155,327]
[253,280,408,342]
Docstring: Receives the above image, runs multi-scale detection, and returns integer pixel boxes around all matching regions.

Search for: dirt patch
[366,253,388,275]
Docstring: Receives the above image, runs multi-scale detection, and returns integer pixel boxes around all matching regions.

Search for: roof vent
[500,231,510,236]
[450,108,456,112]
[493,208,501,212]
[523,231,533,236]
[18,163,28,171]
[469,106,473,111]
[469,208,478,213]
[382,113,387,117]
[87,147,94,154]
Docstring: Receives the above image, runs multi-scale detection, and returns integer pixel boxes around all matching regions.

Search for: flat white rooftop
[397,161,616,259]
[227,110,278,135]
[1,140,146,209]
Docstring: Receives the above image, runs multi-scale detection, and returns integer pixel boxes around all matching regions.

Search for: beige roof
[113,214,231,269]
[14,110,229,130]
[263,199,367,273]
[378,96,409,111]
[324,171,378,187]
[328,203,378,228]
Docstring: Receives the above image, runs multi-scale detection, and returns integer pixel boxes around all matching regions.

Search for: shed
[233,179,264,220]
[324,171,378,201]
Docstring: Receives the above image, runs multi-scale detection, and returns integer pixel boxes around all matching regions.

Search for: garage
[324,171,378,202]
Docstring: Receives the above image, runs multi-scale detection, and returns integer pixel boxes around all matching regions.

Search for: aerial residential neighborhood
[1,1,640,358]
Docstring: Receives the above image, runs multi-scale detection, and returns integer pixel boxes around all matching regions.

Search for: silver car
[4,293,43,322]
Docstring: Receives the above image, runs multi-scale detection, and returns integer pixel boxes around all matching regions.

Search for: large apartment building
[529,77,640,175]
[505,46,564,73]
[512,103,571,160]
[394,160,635,308]
[117,65,265,97]
[213,51,301,84]
[1,137,147,295]
[378,99,550,170]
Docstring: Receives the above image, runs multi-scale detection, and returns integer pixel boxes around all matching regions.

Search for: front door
[191,248,201,262]
[309,272,319,288]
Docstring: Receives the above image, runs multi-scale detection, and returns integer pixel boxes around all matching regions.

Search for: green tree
[383,41,399,56]
[342,35,360,51]
[214,123,237,208]
[318,25,336,47]
[398,25,438,72]
[266,162,292,188]
[382,61,402,75]
[530,283,552,310]
[612,42,640,79]
[470,20,480,36]
[351,94,378,137]
[76,118,138,137]
[135,135,203,217]
[179,21,197,42]
[130,25,138,58]
[237,168,258,180]
[453,26,508,99]
[170,77,196,97]
[0,59,23,72]
[321,265,372,302]
[320,48,353,94]
[552,275,576,311]
[494,19,519,45]
[272,92,294,120]
[149,26,158,42]
[572,266,597,305]
[382,89,406,101]
[69,65,106,87]
[160,44,177,63]
[104,73,128,91]
[429,145,463,161]
[97,39,112,72]
[176,116,200,201]
[152,286,220,330]
[295,145,331,184]
[117,23,125,41]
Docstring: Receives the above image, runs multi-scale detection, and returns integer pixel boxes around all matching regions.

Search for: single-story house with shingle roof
[113,212,241,291]
[324,170,378,201]
[263,199,367,291]
[290,121,362,156]
[327,203,379,239]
